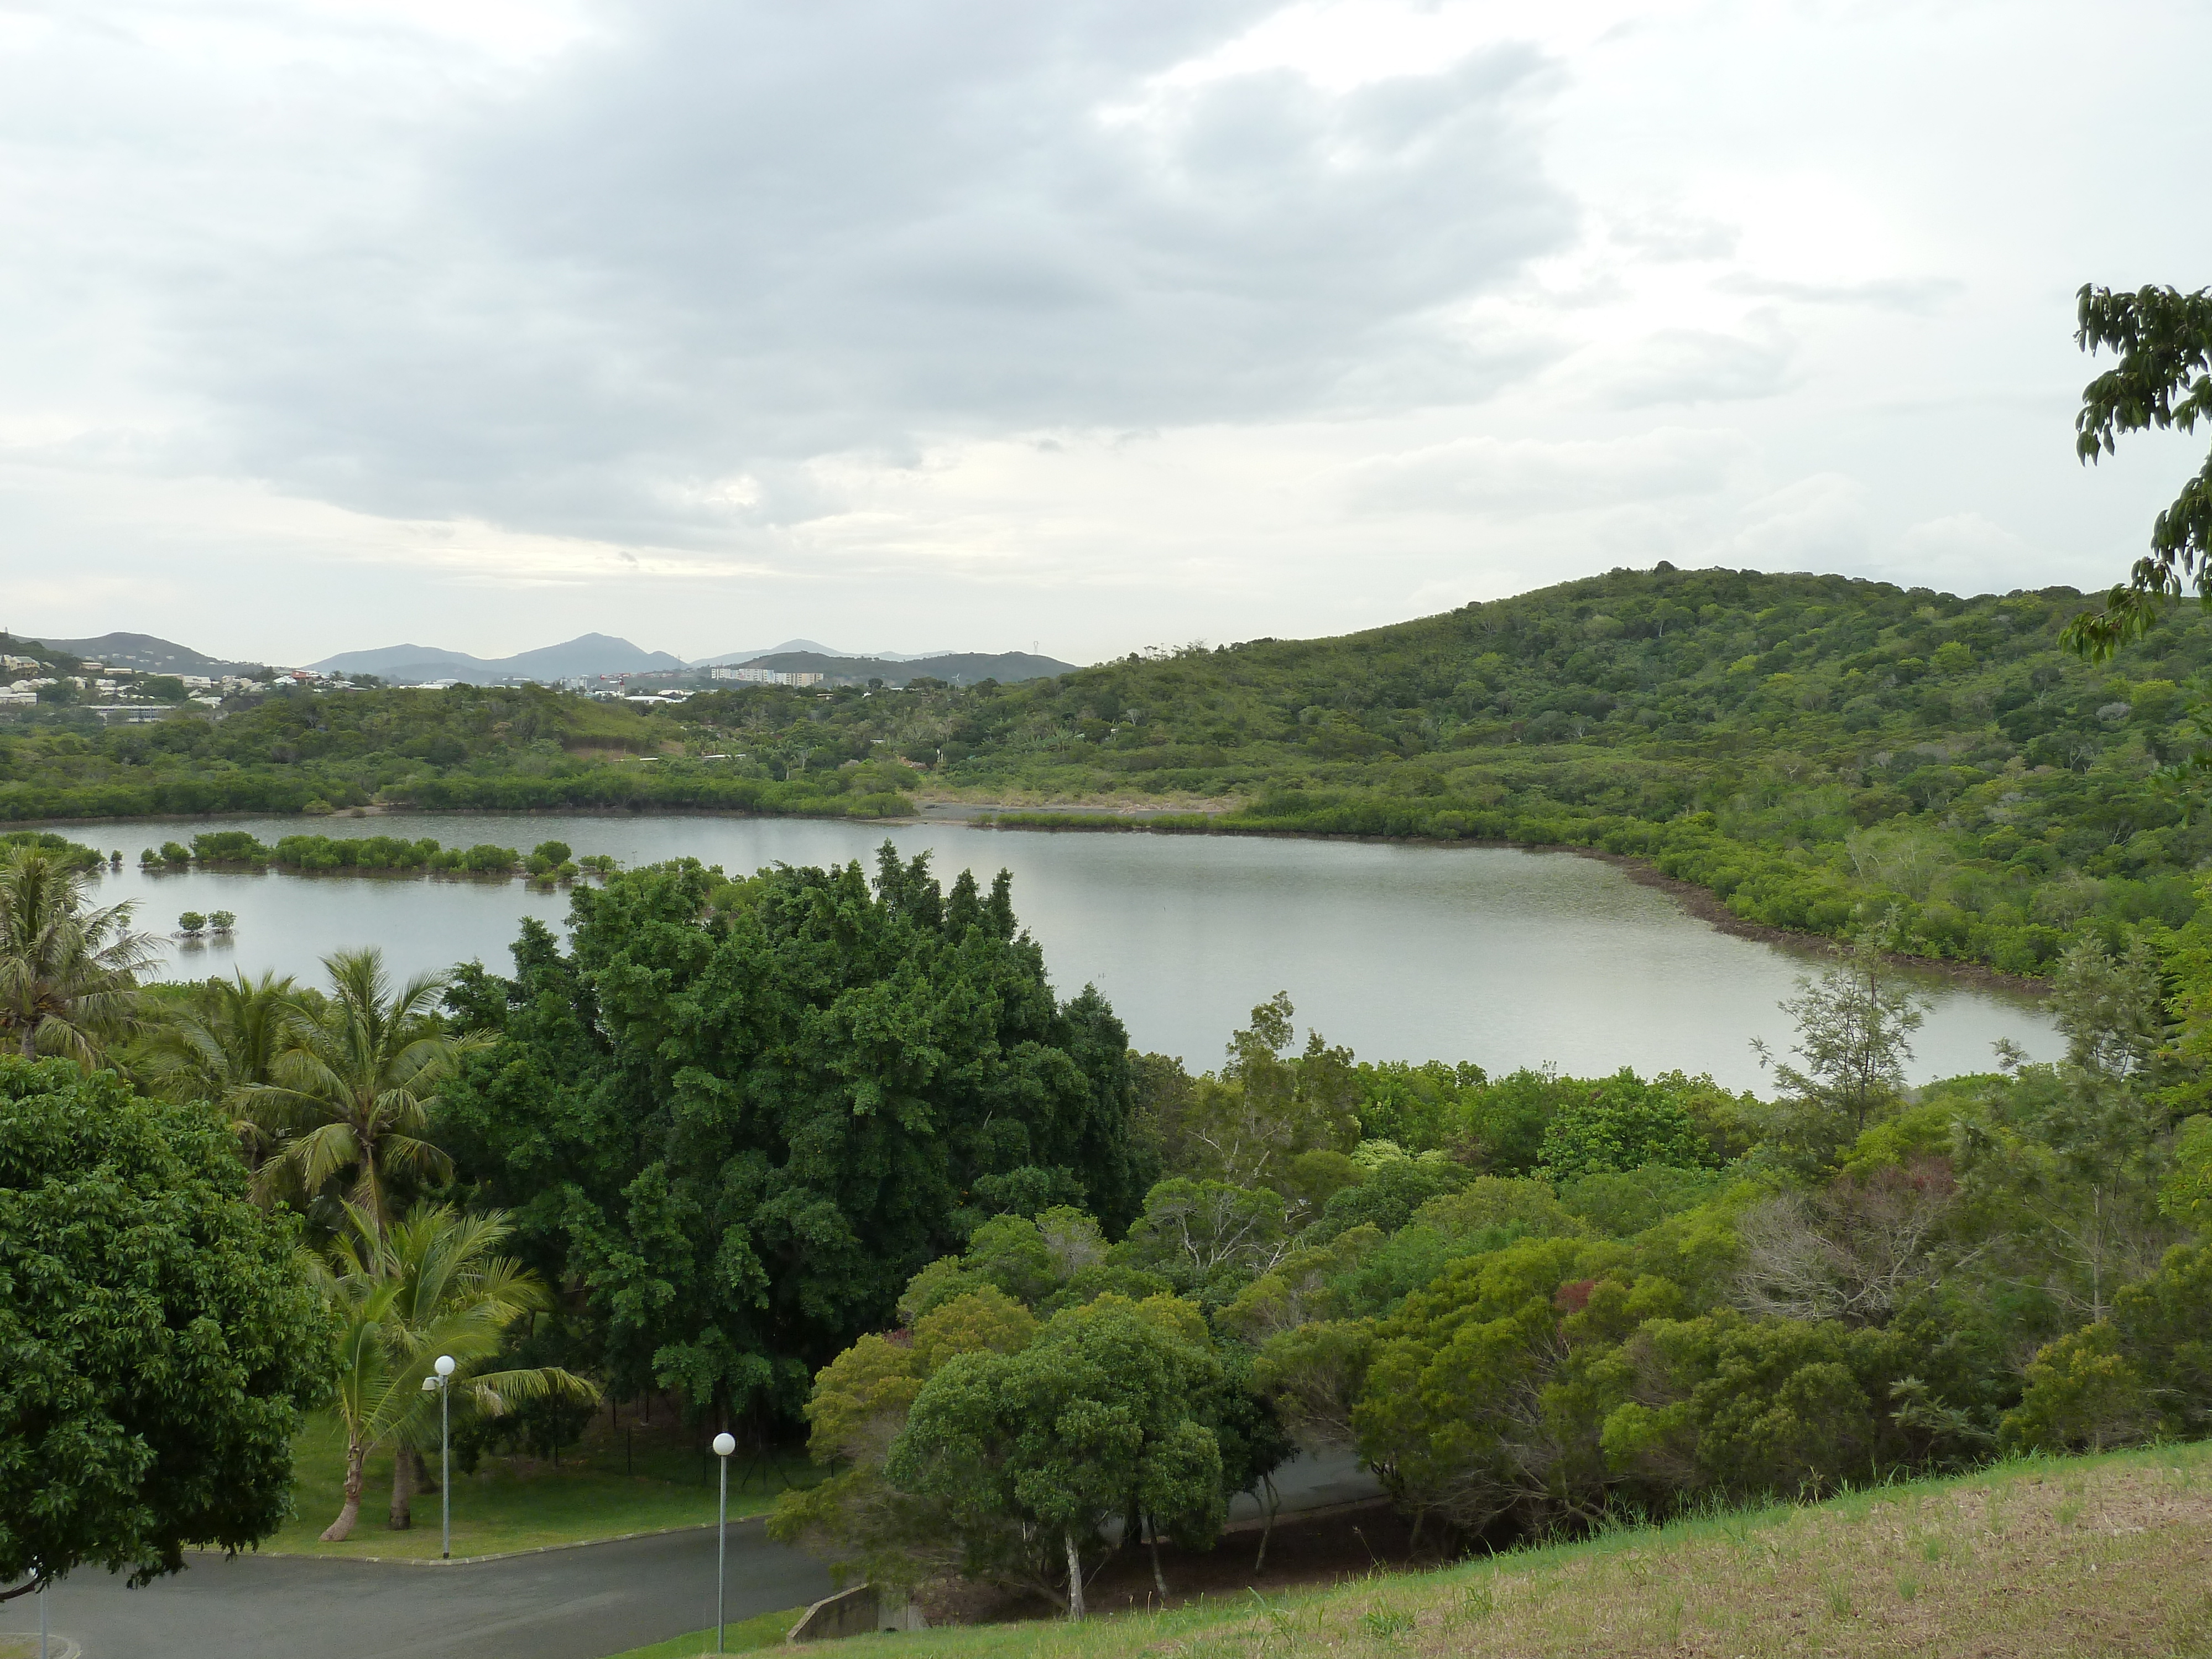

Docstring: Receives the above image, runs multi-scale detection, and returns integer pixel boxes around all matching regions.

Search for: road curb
[242,1513,770,1569]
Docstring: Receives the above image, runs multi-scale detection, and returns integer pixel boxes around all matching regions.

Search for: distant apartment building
[710,666,826,686]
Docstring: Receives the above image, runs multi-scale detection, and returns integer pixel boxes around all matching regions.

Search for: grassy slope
[601,1605,812,1659]
[267,1414,810,1561]
[609,1441,2212,1659]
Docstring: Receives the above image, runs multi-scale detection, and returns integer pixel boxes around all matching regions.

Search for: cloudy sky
[3,1,2208,666]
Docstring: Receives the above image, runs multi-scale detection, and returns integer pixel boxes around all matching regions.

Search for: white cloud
[1713,474,1871,572]
[0,0,2208,662]
[1602,314,1799,408]
[1344,427,1744,515]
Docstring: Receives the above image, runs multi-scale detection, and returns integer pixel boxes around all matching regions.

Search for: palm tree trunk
[323,1438,368,1542]
[389,1441,415,1530]
[18,1023,34,1059]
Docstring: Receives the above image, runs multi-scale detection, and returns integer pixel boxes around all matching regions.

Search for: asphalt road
[0,1520,831,1659]
[0,1452,1383,1659]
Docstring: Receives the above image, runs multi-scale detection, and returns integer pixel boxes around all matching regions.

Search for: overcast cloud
[2,0,2209,664]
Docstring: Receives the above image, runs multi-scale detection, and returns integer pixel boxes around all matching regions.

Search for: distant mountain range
[731,650,1078,687]
[27,632,268,676]
[686,640,956,666]
[22,628,1077,687]
[307,633,687,685]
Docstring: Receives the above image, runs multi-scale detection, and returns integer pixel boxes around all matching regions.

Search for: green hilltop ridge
[924,564,2212,976]
[7,564,2212,975]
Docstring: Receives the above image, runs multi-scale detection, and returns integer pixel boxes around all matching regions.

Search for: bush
[1538,1071,1718,1178]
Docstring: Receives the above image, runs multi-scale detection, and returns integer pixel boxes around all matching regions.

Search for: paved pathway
[0,1453,1383,1659]
[0,1520,830,1659]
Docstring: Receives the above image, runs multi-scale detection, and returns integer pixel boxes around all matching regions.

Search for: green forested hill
[916,565,2212,975]
[11,565,2212,974]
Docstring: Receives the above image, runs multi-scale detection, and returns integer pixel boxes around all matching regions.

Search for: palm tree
[315,1201,597,1542]
[260,948,488,1225]
[141,969,311,1162]
[0,846,158,1064]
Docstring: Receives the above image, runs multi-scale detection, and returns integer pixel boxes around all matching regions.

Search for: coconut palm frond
[461,1365,601,1420]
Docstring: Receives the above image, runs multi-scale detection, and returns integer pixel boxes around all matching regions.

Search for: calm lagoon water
[85,812,2060,1092]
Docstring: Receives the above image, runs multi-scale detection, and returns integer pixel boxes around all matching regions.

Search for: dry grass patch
[1166,1457,2212,1659]
[794,1443,2212,1659]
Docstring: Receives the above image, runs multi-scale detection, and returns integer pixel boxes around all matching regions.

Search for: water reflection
[87,813,2059,1091]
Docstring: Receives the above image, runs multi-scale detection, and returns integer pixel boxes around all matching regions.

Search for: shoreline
[25,801,2052,999]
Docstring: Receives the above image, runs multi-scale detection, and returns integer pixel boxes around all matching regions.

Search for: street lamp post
[712,1431,737,1653]
[423,1355,456,1558]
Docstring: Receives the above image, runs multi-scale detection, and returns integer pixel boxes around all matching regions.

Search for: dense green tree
[0,1058,331,1596]
[435,848,1149,1421]
[1536,1070,1721,1178]
[886,1297,1229,1618]
[139,970,310,1161]
[258,948,485,1224]
[767,1287,1040,1590]
[0,846,156,1063]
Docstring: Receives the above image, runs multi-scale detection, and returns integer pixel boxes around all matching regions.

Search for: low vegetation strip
[771,1442,2212,1658]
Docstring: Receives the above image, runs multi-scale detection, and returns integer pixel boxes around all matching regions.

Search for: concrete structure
[787,1584,927,1642]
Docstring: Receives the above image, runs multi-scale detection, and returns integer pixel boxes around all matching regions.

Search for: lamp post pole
[712,1432,737,1653]
[435,1354,456,1559]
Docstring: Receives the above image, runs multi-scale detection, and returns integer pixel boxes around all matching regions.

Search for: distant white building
[711,666,826,686]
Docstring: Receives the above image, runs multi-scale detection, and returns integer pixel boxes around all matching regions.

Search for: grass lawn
[267,1412,817,1561]
[683,1440,2212,1658]
[598,1605,811,1658]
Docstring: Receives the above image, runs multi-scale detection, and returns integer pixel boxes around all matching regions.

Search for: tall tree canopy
[0,1058,331,1595]
[0,845,155,1065]
[2063,283,2212,659]
[436,846,1150,1422]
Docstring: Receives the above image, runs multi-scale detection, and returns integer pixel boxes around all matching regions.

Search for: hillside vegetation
[918,566,2212,977]
[682,565,2212,978]
[13,565,2212,974]
[0,681,915,822]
